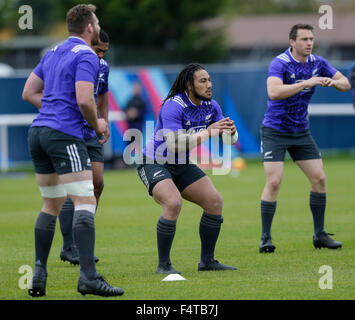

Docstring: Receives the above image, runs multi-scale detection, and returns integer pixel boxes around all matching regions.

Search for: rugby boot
[259,233,276,253]
[28,267,47,297]
[155,261,181,274]
[60,245,99,265]
[60,245,80,265]
[313,231,342,249]
[77,274,124,297]
[198,259,237,271]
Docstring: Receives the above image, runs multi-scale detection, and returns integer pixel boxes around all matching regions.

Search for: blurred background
[1,0,355,172]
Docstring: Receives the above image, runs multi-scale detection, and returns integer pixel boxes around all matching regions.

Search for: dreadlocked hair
[163,63,205,104]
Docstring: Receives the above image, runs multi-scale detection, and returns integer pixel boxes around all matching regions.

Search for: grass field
[0,156,354,300]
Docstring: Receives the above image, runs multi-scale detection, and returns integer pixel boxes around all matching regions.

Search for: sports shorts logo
[153,170,164,179]
[264,151,273,159]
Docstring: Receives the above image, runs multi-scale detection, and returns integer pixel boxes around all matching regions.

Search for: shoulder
[161,96,184,116]
[40,43,59,61]
[99,58,110,72]
[166,94,188,109]
[71,43,96,55]
[272,53,291,66]
[72,44,99,64]
[100,58,109,66]
[210,99,222,110]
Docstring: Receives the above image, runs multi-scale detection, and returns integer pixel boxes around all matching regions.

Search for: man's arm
[97,91,110,143]
[164,118,233,153]
[267,76,327,100]
[322,71,351,92]
[22,72,44,108]
[75,81,107,135]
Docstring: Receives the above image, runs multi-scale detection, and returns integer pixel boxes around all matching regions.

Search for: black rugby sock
[261,200,276,237]
[34,211,57,273]
[310,192,326,236]
[58,198,75,249]
[199,212,223,264]
[73,209,96,281]
[156,216,176,265]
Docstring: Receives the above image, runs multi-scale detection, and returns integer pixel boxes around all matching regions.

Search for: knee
[312,173,326,190]
[204,192,223,214]
[163,197,182,218]
[266,177,282,193]
[42,197,66,216]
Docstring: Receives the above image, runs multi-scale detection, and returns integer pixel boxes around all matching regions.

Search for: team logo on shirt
[312,68,319,77]
[205,114,212,122]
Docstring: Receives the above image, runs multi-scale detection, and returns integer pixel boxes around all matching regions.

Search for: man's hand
[321,75,351,91]
[96,118,108,136]
[98,126,110,144]
[208,118,234,137]
[303,77,327,89]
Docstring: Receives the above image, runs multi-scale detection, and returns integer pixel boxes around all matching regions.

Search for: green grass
[0,156,354,300]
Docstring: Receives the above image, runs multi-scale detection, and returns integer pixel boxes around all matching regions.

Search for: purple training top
[83,58,110,140]
[263,47,338,133]
[32,36,99,139]
[144,91,224,164]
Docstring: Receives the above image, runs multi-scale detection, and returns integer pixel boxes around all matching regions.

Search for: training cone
[162,274,186,281]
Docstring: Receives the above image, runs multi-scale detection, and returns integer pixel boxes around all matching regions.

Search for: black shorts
[28,126,91,175]
[137,158,206,196]
[260,125,321,162]
[85,136,104,163]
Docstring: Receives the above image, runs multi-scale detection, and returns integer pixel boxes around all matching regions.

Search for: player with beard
[58,29,111,266]
[137,63,238,274]
[22,4,123,297]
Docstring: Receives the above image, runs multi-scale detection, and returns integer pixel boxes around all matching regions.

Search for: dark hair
[66,4,96,34]
[99,29,109,43]
[164,63,205,103]
[289,24,313,40]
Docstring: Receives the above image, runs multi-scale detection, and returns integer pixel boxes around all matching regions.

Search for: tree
[0,0,17,30]
[60,0,229,63]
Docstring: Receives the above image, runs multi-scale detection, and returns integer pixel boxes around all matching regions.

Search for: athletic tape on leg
[75,204,96,215]
[63,180,94,197]
[39,185,67,198]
